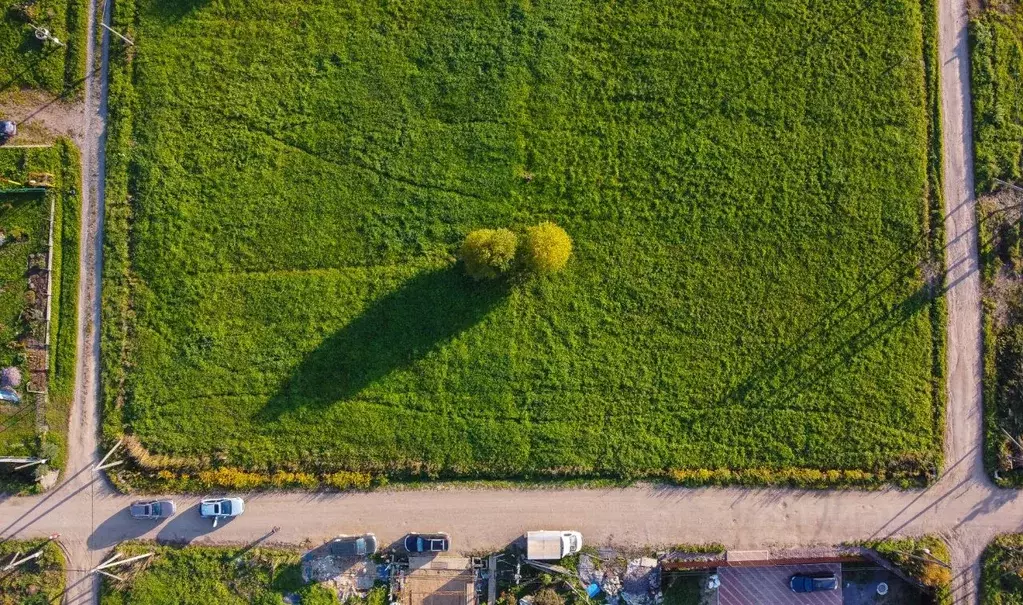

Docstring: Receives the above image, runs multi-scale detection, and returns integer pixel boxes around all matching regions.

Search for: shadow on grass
[147,0,213,24]
[260,265,509,420]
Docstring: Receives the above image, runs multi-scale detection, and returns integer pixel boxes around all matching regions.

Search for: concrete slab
[718,563,841,605]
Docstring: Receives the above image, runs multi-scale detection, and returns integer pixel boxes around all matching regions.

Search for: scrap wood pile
[577,554,661,605]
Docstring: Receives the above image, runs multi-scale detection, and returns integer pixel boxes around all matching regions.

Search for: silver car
[129,499,176,520]
[199,497,244,527]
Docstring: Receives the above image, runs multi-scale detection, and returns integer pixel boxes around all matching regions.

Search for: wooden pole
[995,178,1023,194]
[100,23,134,46]
[93,439,122,471]
[3,548,44,571]
[92,551,154,573]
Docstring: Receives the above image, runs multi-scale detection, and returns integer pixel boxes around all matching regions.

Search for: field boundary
[969,5,1023,488]
[98,0,949,492]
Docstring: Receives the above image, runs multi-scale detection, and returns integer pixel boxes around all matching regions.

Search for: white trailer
[526,530,583,560]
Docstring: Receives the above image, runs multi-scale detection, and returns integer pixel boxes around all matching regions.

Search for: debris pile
[577,554,661,605]
[301,549,379,602]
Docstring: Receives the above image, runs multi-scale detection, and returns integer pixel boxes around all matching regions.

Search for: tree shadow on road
[155,508,234,545]
[87,506,164,550]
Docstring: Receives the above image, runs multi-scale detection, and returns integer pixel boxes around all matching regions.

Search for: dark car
[404,532,450,553]
[330,534,378,557]
[129,499,176,520]
[789,573,839,592]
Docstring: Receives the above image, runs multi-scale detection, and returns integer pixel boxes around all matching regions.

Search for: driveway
[718,564,841,605]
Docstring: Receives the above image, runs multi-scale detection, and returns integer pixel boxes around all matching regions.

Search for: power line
[693,0,888,124]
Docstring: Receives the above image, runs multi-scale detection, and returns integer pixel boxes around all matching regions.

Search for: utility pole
[2,536,57,572]
[995,178,1023,195]
[0,457,48,470]
[100,23,134,46]
[91,551,155,582]
[896,548,952,570]
[94,439,124,472]
[32,26,63,47]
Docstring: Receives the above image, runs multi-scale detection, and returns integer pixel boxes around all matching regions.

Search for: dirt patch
[0,89,85,145]
[301,546,380,602]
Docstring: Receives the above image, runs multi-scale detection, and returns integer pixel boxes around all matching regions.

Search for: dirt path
[0,0,997,603]
[57,0,111,600]
[937,0,985,599]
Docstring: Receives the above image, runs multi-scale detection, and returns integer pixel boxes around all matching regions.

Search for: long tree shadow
[260,265,510,420]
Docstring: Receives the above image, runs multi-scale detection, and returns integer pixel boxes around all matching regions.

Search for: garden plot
[104,0,944,486]
[0,141,79,491]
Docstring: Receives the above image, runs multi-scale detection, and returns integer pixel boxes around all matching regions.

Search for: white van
[526,530,583,560]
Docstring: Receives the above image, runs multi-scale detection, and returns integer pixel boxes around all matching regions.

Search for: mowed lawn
[110,0,942,480]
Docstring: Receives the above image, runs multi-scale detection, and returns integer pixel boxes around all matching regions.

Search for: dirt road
[937,0,987,600]
[56,0,112,600]
[0,0,995,603]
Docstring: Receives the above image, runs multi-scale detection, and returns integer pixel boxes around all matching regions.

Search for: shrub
[520,222,572,274]
[323,470,373,490]
[459,228,518,280]
[534,588,565,605]
[197,467,267,489]
[920,562,952,587]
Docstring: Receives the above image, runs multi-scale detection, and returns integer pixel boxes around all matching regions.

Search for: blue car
[404,533,450,553]
[789,573,838,592]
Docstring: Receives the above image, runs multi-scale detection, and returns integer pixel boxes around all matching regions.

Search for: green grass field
[970,1,1023,486]
[0,140,80,491]
[0,539,66,605]
[0,0,87,95]
[103,0,944,486]
[99,544,338,605]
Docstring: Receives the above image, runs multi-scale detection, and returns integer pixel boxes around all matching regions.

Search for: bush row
[667,466,925,489]
[460,222,572,280]
[127,467,379,492]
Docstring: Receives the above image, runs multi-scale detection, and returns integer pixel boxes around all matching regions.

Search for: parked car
[330,534,378,557]
[789,573,839,592]
[199,497,244,527]
[404,532,450,553]
[129,499,176,520]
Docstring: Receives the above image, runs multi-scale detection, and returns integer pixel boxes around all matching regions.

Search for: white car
[199,497,244,527]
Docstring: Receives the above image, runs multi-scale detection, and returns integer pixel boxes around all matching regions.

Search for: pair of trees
[459,222,573,280]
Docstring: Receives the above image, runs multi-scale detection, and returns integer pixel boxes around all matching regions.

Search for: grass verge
[862,536,952,605]
[0,539,66,604]
[971,0,1023,486]
[981,534,1023,604]
[98,543,339,605]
